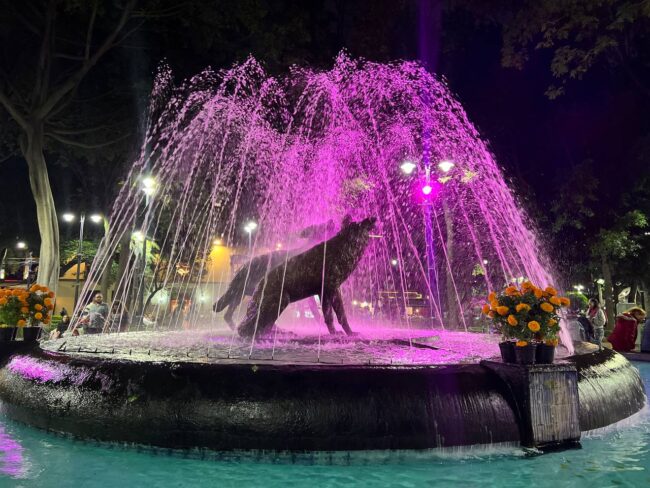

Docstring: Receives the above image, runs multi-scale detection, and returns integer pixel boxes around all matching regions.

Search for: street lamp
[244,221,257,251]
[438,160,455,173]
[400,160,417,175]
[61,212,102,306]
[137,176,157,320]
[16,241,27,250]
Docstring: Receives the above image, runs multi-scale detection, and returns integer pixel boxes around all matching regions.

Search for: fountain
[0,54,644,452]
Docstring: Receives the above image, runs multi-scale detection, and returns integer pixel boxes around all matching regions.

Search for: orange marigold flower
[515,303,531,313]
[34,304,43,311]
[29,285,39,292]
[548,318,558,327]
[540,302,554,313]
[549,296,562,306]
[545,338,559,346]
[516,340,529,347]
[47,303,54,310]
[20,306,29,314]
[496,306,509,316]
[34,312,43,320]
[507,314,518,326]
[527,320,541,332]
[533,288,543,299]
[17,319,26,327]
[490,299,499,309]
[505,286,519,296]
[482,304,491,315]
[0,298,7,306]
[558,297,570,307]
[48,291,55,298]
[544,286,558,296]
[488,311,496,318]
[488,291,497,302]
[521,281,534,290]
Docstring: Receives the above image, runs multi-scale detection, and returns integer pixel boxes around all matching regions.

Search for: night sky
[1,1,647,250]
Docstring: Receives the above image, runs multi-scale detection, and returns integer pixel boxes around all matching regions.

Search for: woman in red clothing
[608,307,647,352]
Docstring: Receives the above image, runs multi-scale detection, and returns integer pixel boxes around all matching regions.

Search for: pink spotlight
[422,184,433,195]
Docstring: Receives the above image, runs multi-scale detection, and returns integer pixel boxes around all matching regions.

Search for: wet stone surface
[40,327,508,366]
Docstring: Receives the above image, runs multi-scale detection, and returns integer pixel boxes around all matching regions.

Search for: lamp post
[244,221,257,253]
[138,176,157,320]
[61,212,102,306]
[400,158,456,326]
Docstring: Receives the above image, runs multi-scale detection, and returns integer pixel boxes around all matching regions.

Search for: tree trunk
[21,123,60,292]
[601,255,615,331]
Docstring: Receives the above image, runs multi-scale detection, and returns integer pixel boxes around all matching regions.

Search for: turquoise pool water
[1,363,649,488]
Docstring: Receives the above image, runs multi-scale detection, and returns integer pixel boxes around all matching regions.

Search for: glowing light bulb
[438,160,455,173]
[62,213,75,222]
[400,160,417,175]
[391,259,398,266]
[213,238,222,246]
[422,184,432,195]
[90,214,102,223]
[16,241,26,250]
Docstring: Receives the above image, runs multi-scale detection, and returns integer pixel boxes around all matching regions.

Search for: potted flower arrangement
[482,282,569,364]
[22,285,55,342]
[0,289,24,341]
[0,285,54,342]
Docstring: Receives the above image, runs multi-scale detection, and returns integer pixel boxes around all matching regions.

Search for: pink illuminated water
[76,53,571,355]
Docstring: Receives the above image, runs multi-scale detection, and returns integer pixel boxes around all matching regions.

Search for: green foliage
[566,291,589,312]
[497,0,650,98]
[59,240,100,267]
[591,210,648,260]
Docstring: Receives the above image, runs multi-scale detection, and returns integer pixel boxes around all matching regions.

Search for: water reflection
[0,425,25,478]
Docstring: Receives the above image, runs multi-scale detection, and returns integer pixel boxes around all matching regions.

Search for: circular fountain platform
[0,330,645,452]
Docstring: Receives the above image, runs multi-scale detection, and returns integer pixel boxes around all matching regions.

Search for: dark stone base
[0,346,644,452]
[482,360,580,449]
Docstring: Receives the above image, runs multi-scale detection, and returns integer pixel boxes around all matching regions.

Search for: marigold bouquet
[482,282,569,347]
[0,285,55,327]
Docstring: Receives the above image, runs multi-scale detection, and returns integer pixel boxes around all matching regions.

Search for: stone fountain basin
[0,331,644,452]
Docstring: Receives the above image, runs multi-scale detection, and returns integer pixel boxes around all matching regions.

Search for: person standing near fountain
[587,298,606,350]
[78,292,109,334]
[608,307,646,352]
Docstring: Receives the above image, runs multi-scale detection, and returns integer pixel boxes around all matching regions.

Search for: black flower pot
[536,343,556,364]
[499,341,516,363]
[0,327,17,342]
[22,326,42,342]
[515,342,537,365]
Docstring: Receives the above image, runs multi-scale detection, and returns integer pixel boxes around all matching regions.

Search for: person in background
[608,306,647,352]
[78,292,109,334]
[641,314,650,353]
[587,298,606,350]
[110,300,130,333]
[49,314,70,340]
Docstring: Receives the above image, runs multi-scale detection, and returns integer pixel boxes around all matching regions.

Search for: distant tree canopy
[494,0,650,98]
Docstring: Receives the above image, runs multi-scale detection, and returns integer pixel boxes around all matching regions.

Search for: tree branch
[54,52,86,61]
[11,8,41,35]
[36,0,138,119]
[45,131,131,149]
[85,1,99,60]
[32,0,57,106]
[0,89,28,130]
[46,123,114,135]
